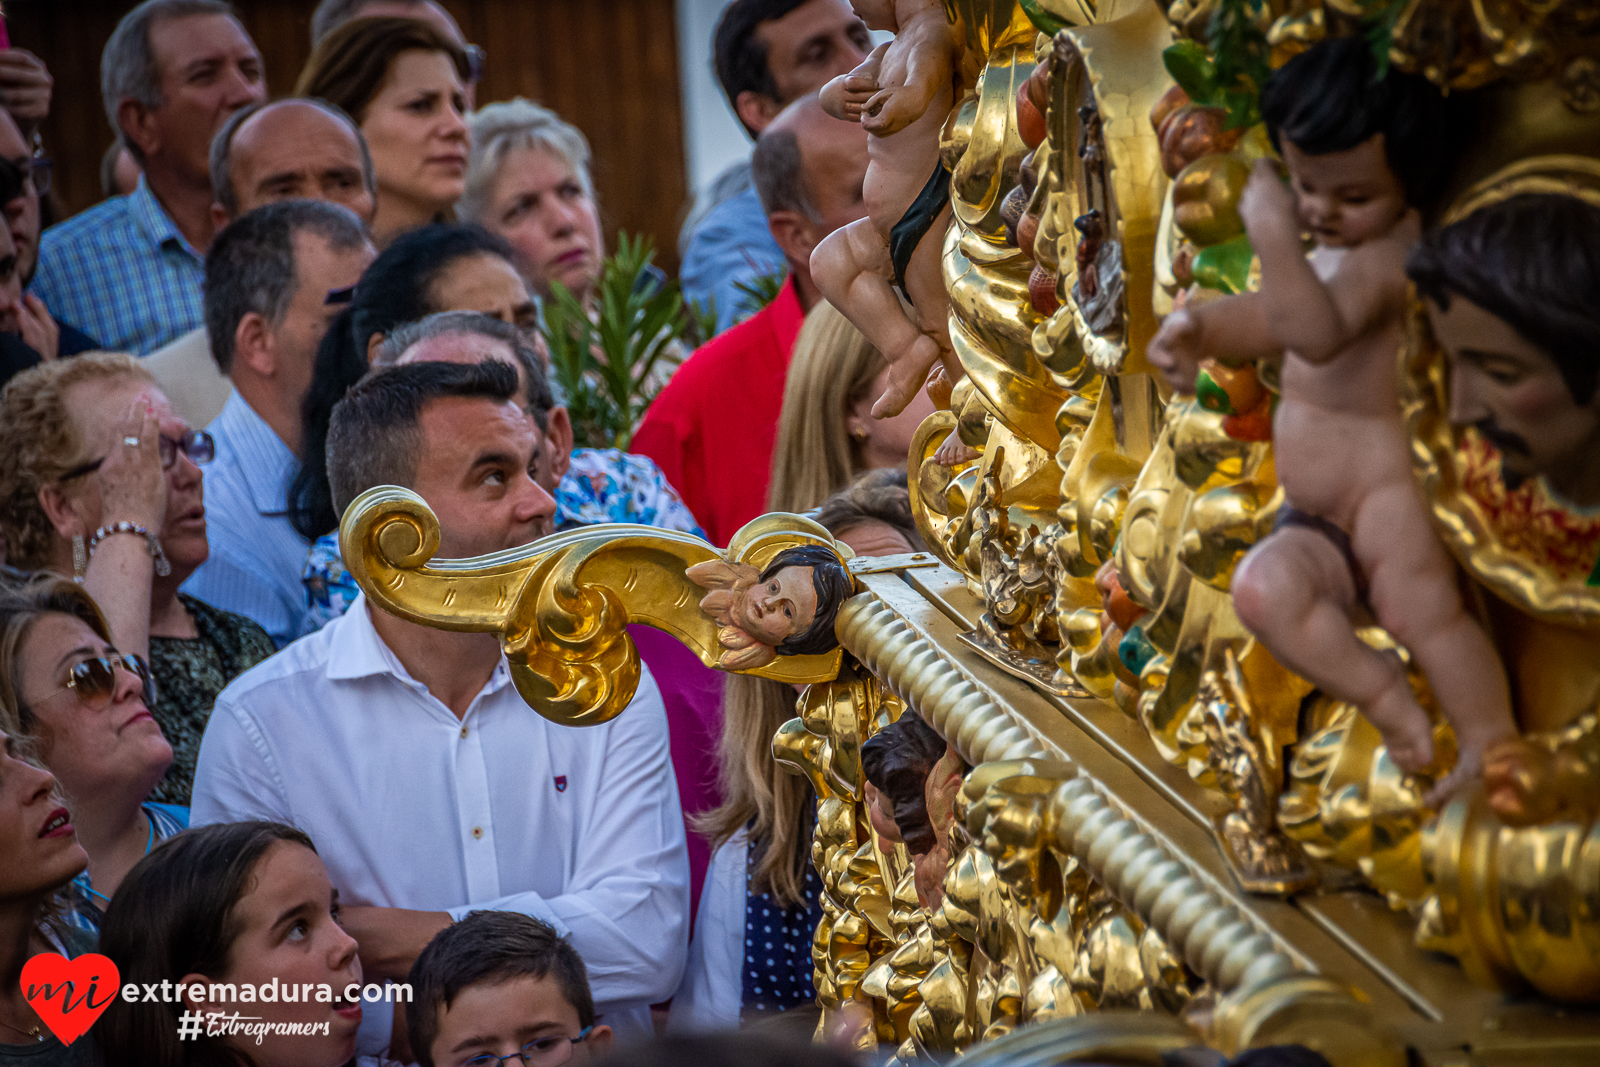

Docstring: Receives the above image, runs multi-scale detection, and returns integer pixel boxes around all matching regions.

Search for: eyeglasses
[25,157,50,198]
[29,654,157,711]
[60,430,215,482]
[460,1027,593,1067]
[466,43,486,82]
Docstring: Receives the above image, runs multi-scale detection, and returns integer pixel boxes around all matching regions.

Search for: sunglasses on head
[60,430,215,482]
[33,654,157,711]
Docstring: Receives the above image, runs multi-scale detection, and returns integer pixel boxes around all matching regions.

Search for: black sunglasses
[31,654,157,711]
[61,430,215,482]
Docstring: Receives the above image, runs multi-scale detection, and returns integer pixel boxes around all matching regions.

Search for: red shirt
[632,279,805,546]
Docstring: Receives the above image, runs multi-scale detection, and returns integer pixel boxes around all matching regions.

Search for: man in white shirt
[192,358,690,1063]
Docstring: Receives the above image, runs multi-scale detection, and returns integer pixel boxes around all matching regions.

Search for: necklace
[83,808,158,907]
[0,1014,42,1043]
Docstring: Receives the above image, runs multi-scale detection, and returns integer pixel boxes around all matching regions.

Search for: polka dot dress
[739,840,824,1021]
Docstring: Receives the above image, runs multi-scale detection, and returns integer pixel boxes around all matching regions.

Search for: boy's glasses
[60,430,215,481]
[460,1026,593,1067]
[29,654,156,710]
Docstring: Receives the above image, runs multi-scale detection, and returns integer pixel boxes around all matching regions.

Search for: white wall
[675,0,754,197]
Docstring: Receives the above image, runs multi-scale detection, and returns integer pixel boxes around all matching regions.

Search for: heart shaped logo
[20,953,120,1046]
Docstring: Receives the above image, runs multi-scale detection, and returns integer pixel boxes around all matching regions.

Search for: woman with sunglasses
[0,353,274,807]
[0,575,183,934]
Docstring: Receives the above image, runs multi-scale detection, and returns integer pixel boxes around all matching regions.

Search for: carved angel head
[688,545,853,670]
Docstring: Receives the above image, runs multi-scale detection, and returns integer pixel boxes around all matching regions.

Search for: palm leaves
[540,233,687,450]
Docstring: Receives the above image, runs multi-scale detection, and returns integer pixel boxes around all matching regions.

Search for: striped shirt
[32,176,205,356]
[182,391,310,647]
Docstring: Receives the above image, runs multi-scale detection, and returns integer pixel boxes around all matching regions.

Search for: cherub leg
[811,217,943,418]
[1232,524,1436,772]
[1353,481,1516,796]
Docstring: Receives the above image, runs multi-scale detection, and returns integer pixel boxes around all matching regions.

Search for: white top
[191,594,690,1059]
[667,832,748,1034]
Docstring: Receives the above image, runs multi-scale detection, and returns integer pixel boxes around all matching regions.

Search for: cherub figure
[812,0,962,417]
[687,544,854,670]
[1147,37,1515,795]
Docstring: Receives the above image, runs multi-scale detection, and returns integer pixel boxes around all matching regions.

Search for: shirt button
[471,826,483,840]
[460,726,469,739]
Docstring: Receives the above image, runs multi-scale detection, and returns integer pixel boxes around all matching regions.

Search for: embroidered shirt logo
[554,775,568,792]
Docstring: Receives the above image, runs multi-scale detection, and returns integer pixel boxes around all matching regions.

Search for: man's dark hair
[288,224,522,542]
[376,310,555,429]
[326,358,518,517]
[203,198,368,374]
[209,98,376,220]
[860,711,948,854]
[1260,35,1456,206]
[751,127,818,221]
[760,543,852,657]
[406,910,595,1067]
[1407,193,1600,405]
[713,0,811,137]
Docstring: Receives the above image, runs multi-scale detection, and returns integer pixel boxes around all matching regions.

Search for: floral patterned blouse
[302,448,704,629]
[148,595,275,805]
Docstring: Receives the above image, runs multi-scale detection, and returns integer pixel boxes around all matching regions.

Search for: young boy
[1147,36,1515,796]
[407,911,614,1067]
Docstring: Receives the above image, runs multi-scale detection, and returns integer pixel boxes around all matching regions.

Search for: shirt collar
[216,390,299,515]
[326,592,513,698]
[127,175,202,259]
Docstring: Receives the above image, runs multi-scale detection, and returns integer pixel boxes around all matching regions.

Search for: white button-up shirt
[191,594,690,1057]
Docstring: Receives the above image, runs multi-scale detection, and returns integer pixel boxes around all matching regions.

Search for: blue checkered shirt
[32,176,205,355]
[182,391,311,648]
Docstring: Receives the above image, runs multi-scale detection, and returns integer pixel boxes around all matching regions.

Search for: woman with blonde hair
[0,575,185,934]
[767,300,935,514]
[673,304,933,1028]
[462,98,608,309]
[0,354,273,805]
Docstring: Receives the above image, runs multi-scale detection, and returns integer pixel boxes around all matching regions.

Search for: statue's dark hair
[760,544,851,657]
[859,712,949,855]
[1407,193,1600,405]
[1260,35,1457,207]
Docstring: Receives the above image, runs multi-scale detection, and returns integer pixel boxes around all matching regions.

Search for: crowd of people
[0,2,930,1065]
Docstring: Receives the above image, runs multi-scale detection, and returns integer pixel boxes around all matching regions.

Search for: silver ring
[123,436,140,447]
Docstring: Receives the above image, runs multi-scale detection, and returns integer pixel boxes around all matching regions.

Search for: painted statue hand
[838,73,878,120]
[862,83,930,137]
[1146,309,1206,394]
[1238,158,1298,244]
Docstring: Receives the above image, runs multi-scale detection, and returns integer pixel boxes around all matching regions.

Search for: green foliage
[1019,0,1068,37]
[1358,0,1409,77]
[685,294,719,349]
[1162,0,1272,130]
[540,233,687,450]
[733,269,787,319]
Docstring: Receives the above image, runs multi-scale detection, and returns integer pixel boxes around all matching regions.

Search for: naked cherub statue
[812,0,962,417]
[687,544,854,670]
[1147,37,1515,795]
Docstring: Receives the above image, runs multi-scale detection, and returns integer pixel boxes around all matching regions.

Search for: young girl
[96,822,363,1067]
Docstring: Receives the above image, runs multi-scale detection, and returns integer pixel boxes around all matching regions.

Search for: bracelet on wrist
[88,522,171,577]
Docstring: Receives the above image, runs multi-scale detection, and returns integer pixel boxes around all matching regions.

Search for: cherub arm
[1240,159,1414,365]
[1147,291,1282,394]
[861,10,955,136]
[821,43,888,122]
